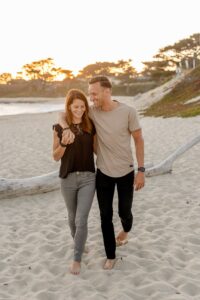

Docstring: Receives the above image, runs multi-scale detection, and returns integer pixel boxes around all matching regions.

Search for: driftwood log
[0,171,59,200]
[0,135,199,199]
[145,135,200,177]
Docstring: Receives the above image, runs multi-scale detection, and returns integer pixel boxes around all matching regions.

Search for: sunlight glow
[0,0,199,76]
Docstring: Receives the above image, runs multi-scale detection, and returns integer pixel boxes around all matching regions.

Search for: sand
[0,105,200,300]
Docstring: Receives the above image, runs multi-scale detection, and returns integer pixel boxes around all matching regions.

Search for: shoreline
[0,97,65,104]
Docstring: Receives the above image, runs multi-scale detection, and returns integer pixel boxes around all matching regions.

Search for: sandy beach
[0,106,200,299]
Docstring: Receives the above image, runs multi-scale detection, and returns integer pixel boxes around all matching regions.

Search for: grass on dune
[144,66,200,118]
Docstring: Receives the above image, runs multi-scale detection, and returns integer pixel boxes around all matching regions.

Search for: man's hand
[134,172,145,191]
[58,112,75,144]
[62,129,75,144]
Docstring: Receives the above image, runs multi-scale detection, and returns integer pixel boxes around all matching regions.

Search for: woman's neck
[72,118,82,124]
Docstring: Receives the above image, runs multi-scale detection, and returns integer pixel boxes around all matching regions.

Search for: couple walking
[53,76,145,274]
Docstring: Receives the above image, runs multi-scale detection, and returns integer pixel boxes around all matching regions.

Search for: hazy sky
[0,0,199,75]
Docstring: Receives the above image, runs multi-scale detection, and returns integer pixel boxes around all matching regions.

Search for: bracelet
[60,141,68,148]
[62,127,70,131]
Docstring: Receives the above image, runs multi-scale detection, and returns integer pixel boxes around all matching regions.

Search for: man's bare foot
[103,259,116,270]
[116,230,128,241]
[70,261,81,275]
[116,230,128,247]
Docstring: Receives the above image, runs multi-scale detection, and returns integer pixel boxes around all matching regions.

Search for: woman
[53,89,96,275]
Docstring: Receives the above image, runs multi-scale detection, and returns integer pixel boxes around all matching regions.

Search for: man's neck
[101,99,119,111]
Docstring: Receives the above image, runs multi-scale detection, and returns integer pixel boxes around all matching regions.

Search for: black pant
[96,169,134,259]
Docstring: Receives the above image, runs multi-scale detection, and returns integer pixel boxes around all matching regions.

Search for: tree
[142,60,174,80]
[0,73,12,84]
[20,58,74,82]
[114,59,137,81]
[53,68,74,81]
[155,33,200,69]
[142,33,200,80]
[77,59,137,80]
[77,61,115,78]
[21,58,54,81]
[21,58,54,80]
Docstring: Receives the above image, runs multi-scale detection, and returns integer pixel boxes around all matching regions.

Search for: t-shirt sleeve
[52,123,62,139]
[128,107,141,132]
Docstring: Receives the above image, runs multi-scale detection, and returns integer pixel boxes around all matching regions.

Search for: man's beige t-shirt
[89,102,141,177]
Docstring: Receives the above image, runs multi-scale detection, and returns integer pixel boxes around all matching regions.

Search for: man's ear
[104,88,110,95]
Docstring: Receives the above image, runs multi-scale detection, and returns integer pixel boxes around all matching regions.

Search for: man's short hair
[89,76,112,89]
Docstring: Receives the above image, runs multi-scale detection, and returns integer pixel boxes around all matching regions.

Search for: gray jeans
[60,171,96,262]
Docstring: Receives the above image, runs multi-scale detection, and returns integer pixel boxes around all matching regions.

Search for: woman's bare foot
[103,259,116,270]
[70,261,81,275]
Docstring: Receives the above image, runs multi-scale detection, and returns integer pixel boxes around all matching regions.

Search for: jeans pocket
[81,172,96,185]
[60,173,76,188]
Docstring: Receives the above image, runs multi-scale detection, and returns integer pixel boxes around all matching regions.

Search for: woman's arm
[52,130,67,161]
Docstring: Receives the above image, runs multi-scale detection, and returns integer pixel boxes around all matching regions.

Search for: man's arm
[58,112,75,144]
[131,128,145,191]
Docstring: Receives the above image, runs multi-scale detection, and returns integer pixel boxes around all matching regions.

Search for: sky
[0,0,199,76]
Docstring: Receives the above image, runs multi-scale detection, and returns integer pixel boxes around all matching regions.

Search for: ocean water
[0,96,134,116]
[0,102,64,116]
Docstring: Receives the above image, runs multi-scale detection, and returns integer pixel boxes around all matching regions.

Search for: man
[59,76,145,270]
